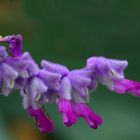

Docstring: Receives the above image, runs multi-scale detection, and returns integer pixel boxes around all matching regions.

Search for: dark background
[0,0,140,140]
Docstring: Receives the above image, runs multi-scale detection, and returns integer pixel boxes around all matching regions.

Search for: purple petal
[1,63,18,80]
[108,59,128,73]
[57,99,102,129]
[22,52,39,76]
[27,106,54,133]
[6,52,39,78]
[6,57,30,79]
[41,60,69,76]
[38,70,61,91]
[68,69,92,99]
[68,70,92,87]
[20,77,48,109]
[114,79,140,96]
[30,77,48,101]
[87,57,128,90]
[72,103,103,129]
[87,56,127,78]
[57,99,77,127]
[9,35,23,57]
[58,77,72,100]
[0,63,18,94]
[0,35,23,57]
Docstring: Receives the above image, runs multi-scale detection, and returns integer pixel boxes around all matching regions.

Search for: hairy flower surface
[57,98,102,129]
[0,34,140,133]
[87,56,140,95]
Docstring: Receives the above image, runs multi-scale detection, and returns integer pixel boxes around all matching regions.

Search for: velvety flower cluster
[0,34,140,133]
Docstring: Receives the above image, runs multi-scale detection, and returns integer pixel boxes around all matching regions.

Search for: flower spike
[0,34,140,133]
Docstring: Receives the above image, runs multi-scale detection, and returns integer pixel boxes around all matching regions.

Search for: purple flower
[0,46,18,96]
[27,106,54,133]
[6,52,39,79]
[57,99,77,126]
[38,69,61,91]
[39,60,71,102]
[57,68,101,128]
[87,56,140,95]
[2,34,140,133]
[57,98,102,129]
[20,77,48,109]
[0,34,23,57]
[38,60,71,104]
[0,63,18,95]
[58,69,97,103]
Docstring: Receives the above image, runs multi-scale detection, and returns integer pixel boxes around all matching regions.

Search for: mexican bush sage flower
[20,77,48,109]
[41,60,101,128]
[87,56,140,96]
[0,46,18,96]
[57,99,102,129]
[0,34,140,133]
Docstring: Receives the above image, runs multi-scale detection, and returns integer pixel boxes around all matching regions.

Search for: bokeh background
[0,0,140,140]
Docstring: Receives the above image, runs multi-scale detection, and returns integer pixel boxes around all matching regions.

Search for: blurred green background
[0,0,140,140]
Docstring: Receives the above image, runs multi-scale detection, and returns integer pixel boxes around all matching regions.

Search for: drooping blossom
[57,98,102,129]
[40,61,102,128]
[86,56,140,96]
